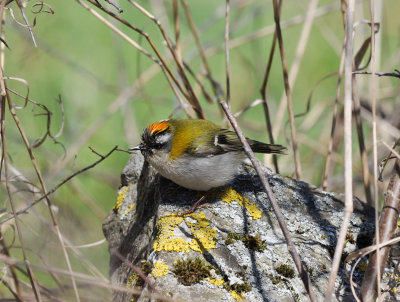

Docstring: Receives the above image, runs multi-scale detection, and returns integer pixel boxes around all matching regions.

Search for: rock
[103,153,375,302]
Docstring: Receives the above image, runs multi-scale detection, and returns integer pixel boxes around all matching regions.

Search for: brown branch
[224,0,230,105]
[361,159,400,300]
[111,249,159,293]
[219,100,317,302]
[4,80,81,302]
[352,73,373,205]
[79,0,195,118]
[127,0,206,119]
[324,0,355,299]
[1,93,42,302]
[322,48,345,190]
[259,0,282,174]
[352,69,400,78]
[181,0,221,101]
[0,146,119,225]
[272,0,302,179]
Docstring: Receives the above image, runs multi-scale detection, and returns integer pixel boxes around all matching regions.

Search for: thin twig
[361,159,400,300]
[224,0,230,105]
[324,0,355,299]
[272,0,302,179]
[322,50,345,190]
[181,0,221,101]
[220,100,317,302]
[4,82,81,302]
[79,0,194,118]
[352,69,400,78]
[352,72,372,204]
[259,1,281,174]
[1,94,42,302]
[15,0,37,46]
[361,0,381,299]
[0,253,173,302]
[111,249,159,293]
[0,146,118,225]
[127,0,206,119]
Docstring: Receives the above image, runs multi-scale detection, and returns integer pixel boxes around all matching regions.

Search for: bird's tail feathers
[249,141,287,154]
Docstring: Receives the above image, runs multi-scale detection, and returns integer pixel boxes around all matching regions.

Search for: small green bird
[130,118,286,191]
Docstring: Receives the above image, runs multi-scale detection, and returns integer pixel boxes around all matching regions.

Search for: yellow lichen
[151,261,169,278]
[186,212,217,252]
[113,186,129,212]
[207,278,225,286]
[230,290,245,301]
[221,187,262,220]
[123,202,136,215]
[126,273,138,287]
[153,212,216,253]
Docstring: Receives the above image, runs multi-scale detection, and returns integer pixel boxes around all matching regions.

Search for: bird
[130,118,286,193]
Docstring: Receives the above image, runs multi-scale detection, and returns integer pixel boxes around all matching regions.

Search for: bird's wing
[188,129,286,157]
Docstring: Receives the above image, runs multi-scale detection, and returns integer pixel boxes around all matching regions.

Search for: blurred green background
[1,0,399,299]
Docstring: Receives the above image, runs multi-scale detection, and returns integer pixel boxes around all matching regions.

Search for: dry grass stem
[324,0,355,300]
[272,0,302,179]
[220,100,317,302]
[224,0,230,105]
[4,84,81,302]
[0,146,118,225]
[361,0,382,299]
[361,159,400,300]
[259,1,281,174]
[352,75,372,204]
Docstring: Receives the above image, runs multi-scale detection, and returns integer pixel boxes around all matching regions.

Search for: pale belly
[148,152,246,191]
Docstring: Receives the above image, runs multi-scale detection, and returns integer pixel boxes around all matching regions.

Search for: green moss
[225,233,266,252]
[268,274,284,284]
[127,260,154,288]
[242,234,266,251]
[276,264,295,279]
[172,257,212,286]
[141,260,154,275]
[225,232,242,245]
[228,282,252,294]
[345,232,355,244]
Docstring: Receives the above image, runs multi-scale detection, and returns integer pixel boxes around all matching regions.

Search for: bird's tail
[248,140,287,154]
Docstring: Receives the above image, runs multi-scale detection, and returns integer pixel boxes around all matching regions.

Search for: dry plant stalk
[324,0,355,300]
[220,100,317,302]
[272,0,302,179]
[361,159,400,300]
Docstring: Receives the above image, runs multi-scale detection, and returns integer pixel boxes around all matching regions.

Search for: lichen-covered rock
[103,153,375,302]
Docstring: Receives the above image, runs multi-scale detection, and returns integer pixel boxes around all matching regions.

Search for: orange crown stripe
[148,120,169,135]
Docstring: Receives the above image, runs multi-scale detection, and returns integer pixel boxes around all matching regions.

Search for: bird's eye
[152,143,165,150]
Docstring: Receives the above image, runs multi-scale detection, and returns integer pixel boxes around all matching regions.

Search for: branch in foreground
[353,69,400,79]
[0,146,119,225]
[361,159,400,301]
[219,100,317,302]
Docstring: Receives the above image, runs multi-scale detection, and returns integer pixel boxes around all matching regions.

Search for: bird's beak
[128,143,144,152]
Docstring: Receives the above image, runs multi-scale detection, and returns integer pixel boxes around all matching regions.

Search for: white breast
[147,152,246,191]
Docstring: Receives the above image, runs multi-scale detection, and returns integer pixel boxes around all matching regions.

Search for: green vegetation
[172,257,212,286]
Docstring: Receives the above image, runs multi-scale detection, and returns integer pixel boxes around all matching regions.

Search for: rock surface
[103,153,376,302]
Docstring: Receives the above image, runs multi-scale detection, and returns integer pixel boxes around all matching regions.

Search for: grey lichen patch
[276,264,295,279]
[172,257,212,286]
